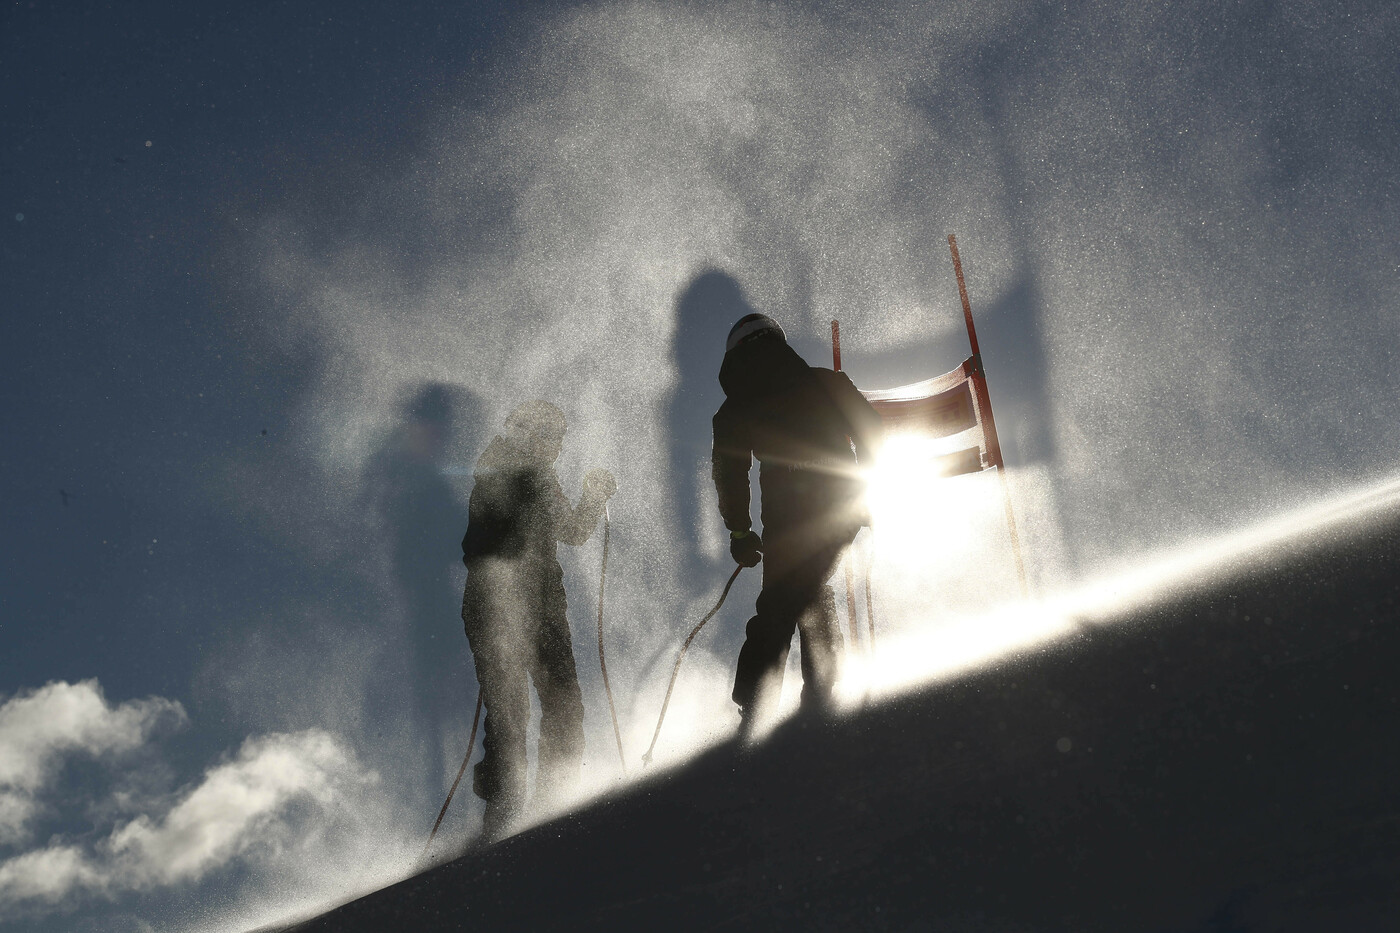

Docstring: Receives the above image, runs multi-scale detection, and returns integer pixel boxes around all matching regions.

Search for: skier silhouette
[459,400,616,841]
[712,308,883,735]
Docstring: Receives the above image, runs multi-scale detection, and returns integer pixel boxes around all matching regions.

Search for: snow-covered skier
[459,400,616,841]
[712,312,883,735]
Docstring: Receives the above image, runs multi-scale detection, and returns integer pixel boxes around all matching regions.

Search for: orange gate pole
[947,235,1030,598]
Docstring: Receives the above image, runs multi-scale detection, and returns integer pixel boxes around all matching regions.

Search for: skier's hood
[718,337,816,402]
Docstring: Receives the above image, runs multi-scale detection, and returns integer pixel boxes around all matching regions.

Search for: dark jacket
[461,436,605,565]
[712,338,883,535]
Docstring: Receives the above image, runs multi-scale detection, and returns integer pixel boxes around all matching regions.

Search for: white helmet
[724,313,785,353]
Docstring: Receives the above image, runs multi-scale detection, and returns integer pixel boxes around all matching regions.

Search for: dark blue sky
[2,2,532,692]
[2,2,1398,931]
[2,5,534,929]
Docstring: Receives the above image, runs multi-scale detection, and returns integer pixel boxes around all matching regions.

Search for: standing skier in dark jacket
[460,400,615,841]
[713,312,883,735]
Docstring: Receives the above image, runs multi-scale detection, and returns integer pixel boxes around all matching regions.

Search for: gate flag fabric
[858,356,999,480]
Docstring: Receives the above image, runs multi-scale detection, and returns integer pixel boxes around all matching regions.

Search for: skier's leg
[731,479,852,731]
[732,544,806,729]
[531,584,585,806]
[797,580,844,711]
[793,522,855,709]
[732,606,794,721]
[473,656,529,841]
[462,566,529,840]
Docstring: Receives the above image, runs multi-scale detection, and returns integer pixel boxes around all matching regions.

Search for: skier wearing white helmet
[712,309,883,735]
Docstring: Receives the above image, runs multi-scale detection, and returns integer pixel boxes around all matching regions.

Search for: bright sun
[864,434,995,569]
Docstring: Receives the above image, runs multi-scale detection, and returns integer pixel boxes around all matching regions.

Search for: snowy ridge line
[852,469,1400,701]
[1068,470,1400,619]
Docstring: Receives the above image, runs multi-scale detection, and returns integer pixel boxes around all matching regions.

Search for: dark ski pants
[461,558,585,827]
[732,524,853,718]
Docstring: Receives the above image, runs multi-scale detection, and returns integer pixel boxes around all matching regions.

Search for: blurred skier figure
[369,383,470,804]
[712,312,883,736]
[460,400,616,841]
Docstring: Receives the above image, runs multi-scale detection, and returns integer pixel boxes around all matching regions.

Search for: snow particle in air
[14,213,22,222]
[145,140,153,147]
[1055,737,1072,753]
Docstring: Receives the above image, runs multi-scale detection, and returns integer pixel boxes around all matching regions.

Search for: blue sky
[2,2,1397,930]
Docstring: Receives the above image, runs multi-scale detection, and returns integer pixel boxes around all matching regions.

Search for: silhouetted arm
[554,470,614,546]
[824,370,884,465]
[711,402,753,534]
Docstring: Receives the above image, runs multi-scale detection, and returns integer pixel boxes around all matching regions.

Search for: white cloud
[0,844,103,904]
[0,727,378,911]
[0,680,186,846]
[109,731,366,888]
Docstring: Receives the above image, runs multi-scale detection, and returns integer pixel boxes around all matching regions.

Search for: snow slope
[274,498,1400,932]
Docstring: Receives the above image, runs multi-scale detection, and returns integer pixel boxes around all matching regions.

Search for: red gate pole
[947,235,1031,598]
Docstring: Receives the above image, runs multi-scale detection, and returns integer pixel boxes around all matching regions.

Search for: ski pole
[641,564,744,766]
[420,688,484,862]
[597,505,627,773]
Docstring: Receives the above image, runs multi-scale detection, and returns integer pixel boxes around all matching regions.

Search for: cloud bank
[0,680,185,847]
[0,682,385,928]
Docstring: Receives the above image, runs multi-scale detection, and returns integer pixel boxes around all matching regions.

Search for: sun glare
[865,434,996,569]
[847,469,1400,704]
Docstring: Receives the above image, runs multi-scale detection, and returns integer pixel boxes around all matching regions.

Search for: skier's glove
[583,468,618,500]
[729,530,763,568]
